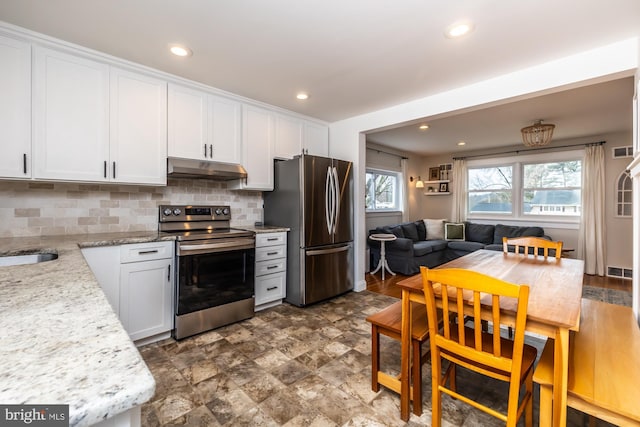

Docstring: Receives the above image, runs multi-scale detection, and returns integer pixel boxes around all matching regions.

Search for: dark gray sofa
[368,220,548,275]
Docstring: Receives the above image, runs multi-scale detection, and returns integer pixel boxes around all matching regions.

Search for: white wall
[330,38,639,290]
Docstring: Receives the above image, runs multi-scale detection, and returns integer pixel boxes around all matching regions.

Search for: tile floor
[139,291,614,426]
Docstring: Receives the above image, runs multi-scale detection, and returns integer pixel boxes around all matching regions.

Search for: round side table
[369,233,397,280]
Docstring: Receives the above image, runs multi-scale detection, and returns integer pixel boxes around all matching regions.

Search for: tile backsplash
[0,179,263,238]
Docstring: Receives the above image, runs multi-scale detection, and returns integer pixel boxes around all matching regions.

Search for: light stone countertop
[0,231,175,427]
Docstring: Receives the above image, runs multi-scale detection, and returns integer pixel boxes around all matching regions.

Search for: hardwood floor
[366,270,632,298]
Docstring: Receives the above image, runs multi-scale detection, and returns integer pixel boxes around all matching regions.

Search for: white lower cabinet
[255,232,287,310]
[82,241,174,344]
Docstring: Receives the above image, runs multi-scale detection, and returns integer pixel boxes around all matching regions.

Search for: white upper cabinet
[303,121,329,157]
[33,46,166,185]
[168,83,241,164]
[209,95,242,164]
[110,67,167,185]
[168,84,208,159]
[231,104,275,190]
[274,114,303,160]
[273,113,329,160]
[33,46,110,182]
[0,35,31,179]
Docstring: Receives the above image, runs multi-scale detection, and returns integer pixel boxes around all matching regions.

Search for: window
[523,161,581,216]
[467,153,582,222]
[616,171,632,217]
[468,166,513,214]
[366,169,402,211]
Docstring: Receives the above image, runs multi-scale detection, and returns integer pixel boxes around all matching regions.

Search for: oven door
[176,239,255,316]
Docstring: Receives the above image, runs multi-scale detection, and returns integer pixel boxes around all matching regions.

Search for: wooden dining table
[397,249,584,426]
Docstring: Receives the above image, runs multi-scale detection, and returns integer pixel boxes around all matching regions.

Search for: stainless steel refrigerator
[264,154,354,306]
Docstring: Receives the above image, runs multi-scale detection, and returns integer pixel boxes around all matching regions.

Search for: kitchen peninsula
[0,232,171,426]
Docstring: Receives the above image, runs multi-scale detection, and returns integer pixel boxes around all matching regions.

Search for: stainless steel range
[159,205,255,340]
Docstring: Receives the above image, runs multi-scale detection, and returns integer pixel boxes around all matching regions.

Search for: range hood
[167,157,247,181]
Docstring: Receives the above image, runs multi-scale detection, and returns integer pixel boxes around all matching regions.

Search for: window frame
[365,167,404,213]
[466,150,583,225]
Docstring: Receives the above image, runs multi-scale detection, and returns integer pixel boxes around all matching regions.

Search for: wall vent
[606,265,632,279]
[612,146,633,159]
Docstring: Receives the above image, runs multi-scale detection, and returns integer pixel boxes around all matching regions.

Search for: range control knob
[162,208,172,217]
[172,208,182,216]
[222,208,230,215]
[215,208,223,216]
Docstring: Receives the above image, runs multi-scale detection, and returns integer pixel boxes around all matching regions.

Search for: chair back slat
[490,295,499,356]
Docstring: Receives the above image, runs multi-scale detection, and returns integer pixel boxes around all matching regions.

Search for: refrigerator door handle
[325,166,333,235]
[332,166,340,235]
[306,245,350,256]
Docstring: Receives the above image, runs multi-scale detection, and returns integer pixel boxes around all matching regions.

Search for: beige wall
[0,178,263,238]
[412,132,633,271]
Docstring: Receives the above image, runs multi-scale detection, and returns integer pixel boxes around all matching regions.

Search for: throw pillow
[414,220,427,240]
[401,223,419,241]
[445,222,465,241]
[423,218,446,240]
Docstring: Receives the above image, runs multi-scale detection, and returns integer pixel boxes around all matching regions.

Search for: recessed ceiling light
[419,124,430,130]
[457,141,466,146]
[296,93,309,100]
[445,22,474,38]
[169,44,193,57]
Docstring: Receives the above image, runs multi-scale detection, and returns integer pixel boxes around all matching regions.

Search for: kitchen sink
[0,252,59,267]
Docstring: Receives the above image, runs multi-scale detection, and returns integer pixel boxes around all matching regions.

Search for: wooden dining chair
[502,236,563,259]
[419,266,537,427]
[366,300,431,416]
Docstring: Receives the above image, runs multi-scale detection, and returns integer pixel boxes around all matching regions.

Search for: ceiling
[0,1,638,155]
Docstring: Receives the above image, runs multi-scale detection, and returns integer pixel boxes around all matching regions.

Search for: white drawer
[120,241,173,263]
[255,259,286,276]
[256,245,286,262]
[255,272,286,305]
[256,232,287,247]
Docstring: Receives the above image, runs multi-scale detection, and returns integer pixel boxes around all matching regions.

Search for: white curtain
[451,158,467,222]
[401,157,409,222]
[578,144,606,275]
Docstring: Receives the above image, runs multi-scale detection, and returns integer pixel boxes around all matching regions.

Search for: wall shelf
[423,180,450,195]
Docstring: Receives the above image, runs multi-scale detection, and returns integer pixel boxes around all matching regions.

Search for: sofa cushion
[448,240,486,252]
[401,222,419,241]
[414,220,427,241]
[493,224,545,244]
[377,225,405,238]
[424,218,446,240]
[465,222,495,244]
[413,239,448,257]
[445,222,465,240]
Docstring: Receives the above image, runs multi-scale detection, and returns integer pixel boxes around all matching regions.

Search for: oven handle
[178,238,255,255]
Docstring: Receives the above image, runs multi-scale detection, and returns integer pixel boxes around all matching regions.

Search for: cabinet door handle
[104,161,107,178]
[113,161,116,179]
[209,144,213,158]
[167,264,171,282]
[267,286,278,291]
[23,153,27,174]
[138,250,159,255]
[267,265,278,270]
[204,144,207,157]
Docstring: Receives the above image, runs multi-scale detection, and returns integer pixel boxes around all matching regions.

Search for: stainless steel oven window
[176,248,255,316]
